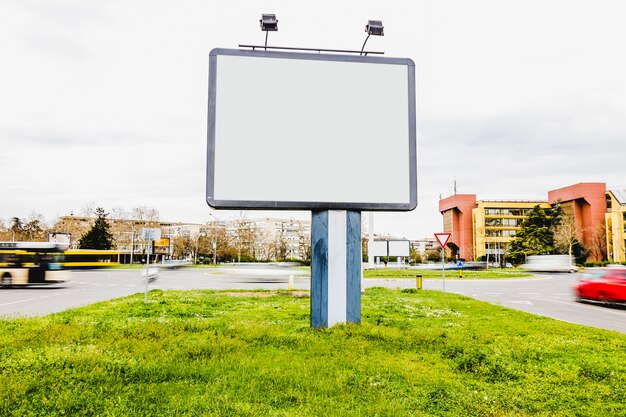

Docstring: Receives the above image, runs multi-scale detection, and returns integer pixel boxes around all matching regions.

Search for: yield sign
[434,232,451,248]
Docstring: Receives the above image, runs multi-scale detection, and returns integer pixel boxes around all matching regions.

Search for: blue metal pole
[311,210,361,328]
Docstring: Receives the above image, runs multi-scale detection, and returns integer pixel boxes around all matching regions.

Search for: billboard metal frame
[206,48,417,211]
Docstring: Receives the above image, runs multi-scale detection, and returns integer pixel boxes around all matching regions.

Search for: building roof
[610,189,626,205]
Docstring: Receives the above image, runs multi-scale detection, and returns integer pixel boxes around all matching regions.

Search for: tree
[554,214,582,265]
[299,223,312,262]
[425,250,441,262]
[173,236,194,259]
[409,247,423,264]
[23,213,47,241]
[9,217,25,241]
[79,208,113,250]
[232,213,258,262]
[0,219,7,241]
[508,205,558,264]
[589,223,608,261]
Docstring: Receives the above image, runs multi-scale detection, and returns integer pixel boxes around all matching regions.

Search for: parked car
[573,266,626,304]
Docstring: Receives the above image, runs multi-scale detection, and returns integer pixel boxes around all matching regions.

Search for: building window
[502,218,522,227]
[485,229,502,237]
[485,218,502,226]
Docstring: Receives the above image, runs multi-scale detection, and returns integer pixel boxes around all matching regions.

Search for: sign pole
[434,233,451,293]
[141,228,161,304]
[144,241,150,303]
[441,247,445,292]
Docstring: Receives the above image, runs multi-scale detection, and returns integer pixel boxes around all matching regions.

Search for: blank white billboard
[388,240,410,257]
[207,48,416,211]
[368,240,388,257]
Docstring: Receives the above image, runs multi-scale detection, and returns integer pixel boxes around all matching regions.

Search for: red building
[440,183,607,261]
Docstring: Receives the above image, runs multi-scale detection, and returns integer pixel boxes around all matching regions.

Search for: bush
[583,261,610,267]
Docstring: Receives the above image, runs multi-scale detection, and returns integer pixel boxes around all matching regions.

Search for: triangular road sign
[434,232,451,248]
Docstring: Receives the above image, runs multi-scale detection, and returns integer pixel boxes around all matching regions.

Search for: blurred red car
[574,267,626,304]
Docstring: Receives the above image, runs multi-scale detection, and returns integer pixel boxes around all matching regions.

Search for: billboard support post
[311,210,361,327]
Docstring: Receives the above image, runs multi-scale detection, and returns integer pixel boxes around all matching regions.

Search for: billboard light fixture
[365,20,384,36]
[260,14,278,50]
[260,14,278,32]
[361,19,384,55]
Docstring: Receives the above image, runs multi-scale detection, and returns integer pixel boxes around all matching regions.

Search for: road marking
[511,300,534,305]
[0,298,36,307]
[529,297,626,316]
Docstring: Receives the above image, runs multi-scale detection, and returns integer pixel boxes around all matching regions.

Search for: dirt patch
[222,291,309,298]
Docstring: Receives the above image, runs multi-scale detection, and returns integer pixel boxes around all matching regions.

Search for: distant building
[55,215,312,261]
[410,238,438,256]
[439,182,615,262]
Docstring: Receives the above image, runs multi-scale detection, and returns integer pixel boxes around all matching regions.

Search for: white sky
[1,0,625,239]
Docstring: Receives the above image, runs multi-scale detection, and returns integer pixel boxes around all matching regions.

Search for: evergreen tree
[79,207,113,250]
[508,205,557,263]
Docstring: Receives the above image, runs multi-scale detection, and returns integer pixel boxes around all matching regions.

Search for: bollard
[416,274,423,290]
[459,269,463,278]
[288,275,294,291]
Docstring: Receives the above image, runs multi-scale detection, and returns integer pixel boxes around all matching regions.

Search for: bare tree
[130,206,161,257]
[299,223,312,261]
[80,202,96,218]
[232,213,258,262]
[23,212,48,241]
[0,219,8,241]
[131,206,160,226]
[589,223,608,261]
[274,228,288,261]
[554,215,581,264]
[110,207,127,220]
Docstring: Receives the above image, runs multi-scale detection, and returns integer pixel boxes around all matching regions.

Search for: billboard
[48,232,71,245]
[388,240,410,257]
[368,240,389,257]
[207,48,417,211]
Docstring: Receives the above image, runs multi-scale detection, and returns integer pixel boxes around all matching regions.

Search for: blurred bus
[0,242,68,287]
[63,249,120,269]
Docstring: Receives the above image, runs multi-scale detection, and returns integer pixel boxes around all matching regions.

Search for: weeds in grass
[0,289,624,416]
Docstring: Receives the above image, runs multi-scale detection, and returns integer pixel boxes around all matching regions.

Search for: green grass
[1,288,624,416]
[364,268,532,279]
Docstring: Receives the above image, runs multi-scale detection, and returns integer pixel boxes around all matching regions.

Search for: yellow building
[473,201,550,260]
[606,190,626,263]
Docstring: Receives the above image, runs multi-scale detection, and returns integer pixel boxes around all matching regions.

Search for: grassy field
[363,267,532,279]
[1,288,624,416]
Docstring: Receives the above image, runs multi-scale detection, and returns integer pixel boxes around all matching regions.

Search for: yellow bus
[0,242,68,287]
[63,249,120,269]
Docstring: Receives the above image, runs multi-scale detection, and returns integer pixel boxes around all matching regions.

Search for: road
[1,264,625,333]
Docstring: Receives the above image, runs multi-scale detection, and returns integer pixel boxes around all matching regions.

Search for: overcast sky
[1,0,625,239]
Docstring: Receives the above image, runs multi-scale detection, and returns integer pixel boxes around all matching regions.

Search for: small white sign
[141,228,161,241]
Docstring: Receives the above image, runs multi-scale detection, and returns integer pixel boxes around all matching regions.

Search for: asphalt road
[1,264,625,333]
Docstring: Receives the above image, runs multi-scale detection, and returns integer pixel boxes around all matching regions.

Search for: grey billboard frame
[206,48,417,211]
